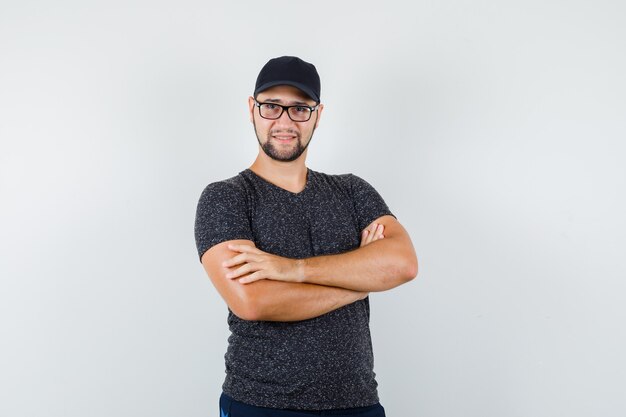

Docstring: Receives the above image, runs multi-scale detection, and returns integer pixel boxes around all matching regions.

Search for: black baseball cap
[254,56,321,103]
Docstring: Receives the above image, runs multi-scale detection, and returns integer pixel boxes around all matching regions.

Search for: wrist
[295,258,307,283]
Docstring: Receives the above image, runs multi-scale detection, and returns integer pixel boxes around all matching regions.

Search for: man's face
[248,85,323,162]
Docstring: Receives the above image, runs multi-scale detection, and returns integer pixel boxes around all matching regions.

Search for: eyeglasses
[254,100,320,122]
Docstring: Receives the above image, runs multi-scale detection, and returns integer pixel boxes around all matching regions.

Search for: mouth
[271,135,297,143]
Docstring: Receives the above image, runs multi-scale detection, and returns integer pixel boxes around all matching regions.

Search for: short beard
[253,120,316,162]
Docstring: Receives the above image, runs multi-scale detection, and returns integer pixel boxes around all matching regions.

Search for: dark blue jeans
[219,393,386,417]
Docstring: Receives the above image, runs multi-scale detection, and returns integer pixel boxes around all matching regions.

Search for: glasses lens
[287,106,312,122]
[259,103,282,119]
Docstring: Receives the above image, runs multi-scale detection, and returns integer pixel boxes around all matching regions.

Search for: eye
[263,104,278,110]
[293,106,309,113]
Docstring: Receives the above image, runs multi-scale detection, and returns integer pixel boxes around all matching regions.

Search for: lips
[272,135,297,142]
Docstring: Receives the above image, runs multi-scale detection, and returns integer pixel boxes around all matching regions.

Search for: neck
[249,150,309,193]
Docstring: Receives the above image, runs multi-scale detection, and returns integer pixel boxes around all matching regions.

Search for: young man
[194,56,418,416]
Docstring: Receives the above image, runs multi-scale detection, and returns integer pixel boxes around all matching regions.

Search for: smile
[272,135,297,142]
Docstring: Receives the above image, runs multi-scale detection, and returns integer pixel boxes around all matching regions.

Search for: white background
[1,1,625,416]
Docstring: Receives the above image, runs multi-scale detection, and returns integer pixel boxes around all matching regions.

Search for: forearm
[301,236,418,292]
[203,240,366,323]
[233,280,367,322]
[224,217,418,294]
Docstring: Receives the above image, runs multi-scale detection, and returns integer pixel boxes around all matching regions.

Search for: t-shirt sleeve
[194,180,254,262]
[348,174,395,232]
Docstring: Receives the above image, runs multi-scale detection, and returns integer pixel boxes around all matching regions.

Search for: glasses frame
[254,99,320,122]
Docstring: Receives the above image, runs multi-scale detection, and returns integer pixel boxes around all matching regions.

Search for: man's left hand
[224,223,386,284]
[223,244,304,284]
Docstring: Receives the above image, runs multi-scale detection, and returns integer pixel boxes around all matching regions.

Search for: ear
[314,103,324,129]
[248,96,256,123]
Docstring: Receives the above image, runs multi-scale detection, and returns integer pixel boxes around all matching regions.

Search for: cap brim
[254,80,319,103]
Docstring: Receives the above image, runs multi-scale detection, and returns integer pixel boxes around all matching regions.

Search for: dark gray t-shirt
[194,168,393,410]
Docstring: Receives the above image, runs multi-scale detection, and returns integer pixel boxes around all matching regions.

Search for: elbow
[231,285,283,321]
[228,288,266,321]
[400,254,419,283]
[234,298,270,321]
[407,255,419,281]
[379,254,418,291]
[406,258,418,281]
[231,303,261,321]
[387,240,418,286]
[236,310,263,322]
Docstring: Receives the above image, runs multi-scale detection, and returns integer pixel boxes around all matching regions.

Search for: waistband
[219,393,385,417]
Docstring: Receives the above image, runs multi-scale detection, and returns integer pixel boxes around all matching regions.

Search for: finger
[228,244,260,254]
[238,270,266,284]
[373,224,385,240]
[226,263,256,279]
[368,224,382,242]
[222,252,248,268]
[222,252,263,268]
[366,223,378,244]
[360,229,369,247]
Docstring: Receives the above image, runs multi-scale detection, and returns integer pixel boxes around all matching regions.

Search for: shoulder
[194,173,255,260]
[309,169,363,189]
[317,171,377,193]
[198,172,248,202]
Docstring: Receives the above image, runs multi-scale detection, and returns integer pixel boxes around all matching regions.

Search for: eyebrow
[262,98,312,106]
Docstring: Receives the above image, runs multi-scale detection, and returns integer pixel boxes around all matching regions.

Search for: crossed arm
[201,215,417,322]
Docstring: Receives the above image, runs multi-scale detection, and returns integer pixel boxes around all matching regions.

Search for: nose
[275,108,295,125]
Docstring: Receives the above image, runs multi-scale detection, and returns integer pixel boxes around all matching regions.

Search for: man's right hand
[360,222,385,247]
